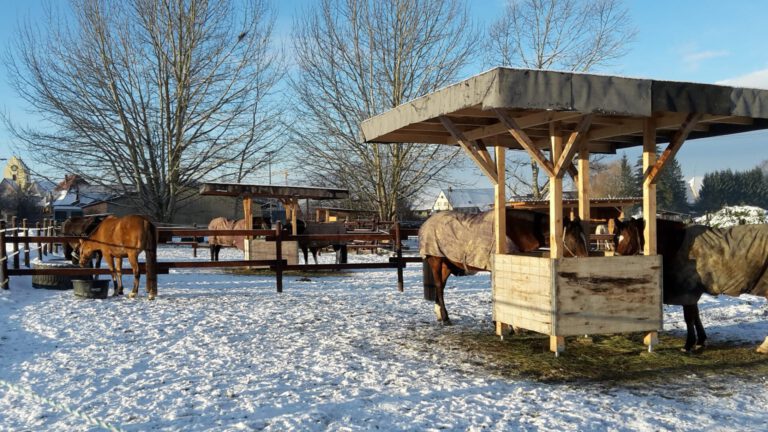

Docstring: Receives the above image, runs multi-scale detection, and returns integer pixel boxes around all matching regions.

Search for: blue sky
[1,0,767,183]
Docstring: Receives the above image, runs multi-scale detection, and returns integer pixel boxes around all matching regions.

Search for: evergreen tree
[617,154,638,197]
[695,167,768,212]
[634,147,689,213]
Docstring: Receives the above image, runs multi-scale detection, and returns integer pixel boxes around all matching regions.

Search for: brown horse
[61,215,108,266]
[207,217,248,261]
[78,215,158,299]
[421,209,589,324]
[614,218,768,353]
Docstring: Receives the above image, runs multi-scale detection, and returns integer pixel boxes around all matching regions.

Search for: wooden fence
[0,220,421,293]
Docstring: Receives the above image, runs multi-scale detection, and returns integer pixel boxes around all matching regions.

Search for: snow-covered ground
[1,245,768,431]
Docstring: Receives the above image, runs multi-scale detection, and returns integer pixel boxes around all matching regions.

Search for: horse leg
[432,260,452,325]
[114,257,125,297]
[690,303,707,349]
[301,246,309,265]
[682,304,700,352]
[106,255,119,297]
[128,253,141,299]
[311,248,319,265]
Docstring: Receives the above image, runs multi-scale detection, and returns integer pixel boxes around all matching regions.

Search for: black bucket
[422,260,437,301]
[72,279,111,299]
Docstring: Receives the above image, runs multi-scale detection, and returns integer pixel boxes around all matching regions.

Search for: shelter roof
[361,68,768,153]
[199,182,349,200]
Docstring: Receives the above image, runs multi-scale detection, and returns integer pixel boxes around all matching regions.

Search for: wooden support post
[52,220,59,254]
[243,195,253,259]
[48,219,54,255]
[275,222,283,293]
[642,119,657,256]
[35,221,42,261]
[642,117,659,350]
[578,140,591,237]
[11,217,19,269]
[23,219,30,268]
[395,222,403,292]
[550,336,565,355]
[495,145,506,254]
[291,199,298,236]
[549,124,564,259]
[0,221,8,290]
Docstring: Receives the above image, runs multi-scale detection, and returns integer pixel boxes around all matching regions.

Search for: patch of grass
[435,330,768,384]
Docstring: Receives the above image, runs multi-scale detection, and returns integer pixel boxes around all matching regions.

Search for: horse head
[563,217,589,257]
[613,218,645,255]
[77,238,94,267]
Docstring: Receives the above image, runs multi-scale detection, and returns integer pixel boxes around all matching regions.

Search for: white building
[431,188,495,214]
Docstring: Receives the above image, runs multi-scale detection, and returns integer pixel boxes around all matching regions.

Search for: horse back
[88,215,155,252]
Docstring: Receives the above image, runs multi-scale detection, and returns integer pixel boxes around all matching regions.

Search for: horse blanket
[665,223,768,304]
[419,210,516,272]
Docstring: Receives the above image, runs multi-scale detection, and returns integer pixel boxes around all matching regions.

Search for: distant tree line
[695,165,768,212]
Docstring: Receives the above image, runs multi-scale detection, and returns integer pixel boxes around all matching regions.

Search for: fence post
[275,222,283,293]
[1,221,8,290]
[52,219,59,254]
[11,217,19,269]
[36,221,43,261]
[22,219,30,267]
[395,221,404,292]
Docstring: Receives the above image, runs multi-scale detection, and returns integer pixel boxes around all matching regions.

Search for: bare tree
[290,0,479,221]
[487,0,636,198]
[5,0,285,222]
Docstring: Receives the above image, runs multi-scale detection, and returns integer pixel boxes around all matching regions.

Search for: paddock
[361,67,768,354]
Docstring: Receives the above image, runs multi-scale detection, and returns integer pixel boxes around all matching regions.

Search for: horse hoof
[441,320,452,326]
[128,293,137,299]
[757,337,768,354]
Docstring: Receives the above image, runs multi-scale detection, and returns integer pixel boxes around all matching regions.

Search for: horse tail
[145,219,158,297]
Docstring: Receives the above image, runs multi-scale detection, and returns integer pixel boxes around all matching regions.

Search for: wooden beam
[439,116,498,184]
[493,108,556,178]
[475,139,496,171]
[451,110,585,144]
[549,123,564,259]
[644,113,703,185]
[554,115,593,178]
[642,118,657,256]
[495,145,507,255]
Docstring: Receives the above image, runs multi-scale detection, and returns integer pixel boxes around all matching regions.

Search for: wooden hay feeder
[493,254,662,352]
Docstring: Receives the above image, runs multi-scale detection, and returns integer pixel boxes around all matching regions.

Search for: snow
[1,245,768,431]
[694,205,768,227]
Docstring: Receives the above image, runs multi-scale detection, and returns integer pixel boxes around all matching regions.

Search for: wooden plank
[643,118,657,256]
[439,116,498,184]
[644,113,703,185]
[492,108,556,178]
[553,255,662,336]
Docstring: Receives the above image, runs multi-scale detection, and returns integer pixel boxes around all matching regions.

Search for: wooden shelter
[361,67,768,355]
[200,182,349,262]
